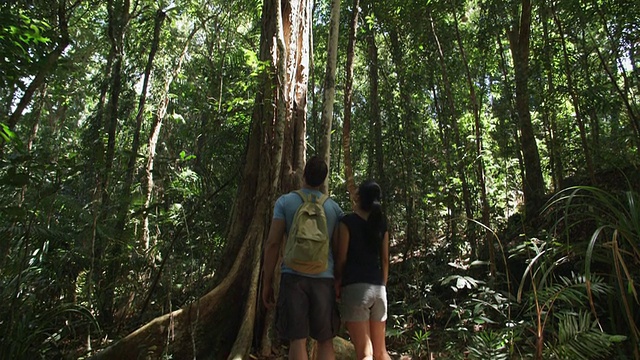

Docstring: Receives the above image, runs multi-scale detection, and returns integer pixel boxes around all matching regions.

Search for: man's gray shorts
[339,283,388,322]
[276,273,339,341]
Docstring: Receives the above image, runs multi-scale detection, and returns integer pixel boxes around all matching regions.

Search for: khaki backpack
[283,190,330,274]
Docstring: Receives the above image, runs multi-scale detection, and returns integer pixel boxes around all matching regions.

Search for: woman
[334,180,392,360]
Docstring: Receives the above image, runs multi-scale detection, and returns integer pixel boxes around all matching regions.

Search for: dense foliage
[0,0,638,358]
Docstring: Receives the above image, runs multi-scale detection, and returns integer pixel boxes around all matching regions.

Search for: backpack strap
[295,190,329,205]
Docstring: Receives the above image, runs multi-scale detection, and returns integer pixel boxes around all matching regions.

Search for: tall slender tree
[452,3,493,270]
[550,0,595,182]
[95,0,132,328]
[342,0,360,205]
[508,0,545,217]
[364,1,384,184]
[319,0,341,194]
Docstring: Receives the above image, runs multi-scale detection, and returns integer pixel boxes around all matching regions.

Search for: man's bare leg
[290,338,308,360]
[316,338,336,360]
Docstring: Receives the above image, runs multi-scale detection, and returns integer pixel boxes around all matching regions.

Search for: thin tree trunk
[319,0,341,194]
[508,0,545,218]
[17,86,46,208]
[496,32,526,218]
[593,6,640,151]
[540,4,563,191]
[126,9,164,197]
[550,0,595,182]
[97,0,131,328]
[7,1,70,131]
[452,7,493,272]
[194,8,225,176]
[141,20,199,251]
[114,8,165,251]
[431,83,456,240]
[389,27,422,257]
[430,14,473,246]
[342,0,360,204]
[86,46,114,323]
[365,1,384,186]
[581,32,601,163]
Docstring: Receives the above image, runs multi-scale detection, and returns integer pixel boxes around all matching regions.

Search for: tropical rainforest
[0,0,639,359]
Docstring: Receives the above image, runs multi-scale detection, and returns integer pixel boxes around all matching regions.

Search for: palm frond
[467,330,510,360]
[545,310,626,359]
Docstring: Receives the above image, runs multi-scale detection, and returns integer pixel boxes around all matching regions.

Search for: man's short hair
[304,156,328,187]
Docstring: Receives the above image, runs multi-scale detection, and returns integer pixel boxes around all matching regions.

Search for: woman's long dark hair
[358,180,385,250]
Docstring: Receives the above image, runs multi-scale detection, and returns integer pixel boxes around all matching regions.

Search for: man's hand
[262,282,276,309]
[262,218,285,310]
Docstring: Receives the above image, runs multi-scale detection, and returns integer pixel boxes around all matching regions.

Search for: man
[262,156,344,360]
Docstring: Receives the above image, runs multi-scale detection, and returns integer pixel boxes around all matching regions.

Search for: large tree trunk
[279,0,312,192]
[91,1,312,358]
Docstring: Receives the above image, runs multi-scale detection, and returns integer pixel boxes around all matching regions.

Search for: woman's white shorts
[339,283,387,322]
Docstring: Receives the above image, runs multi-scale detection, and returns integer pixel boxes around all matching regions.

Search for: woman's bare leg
[345,321,373,360]
[370,321,391,360]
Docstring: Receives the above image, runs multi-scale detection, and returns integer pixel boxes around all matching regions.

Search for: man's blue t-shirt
[273,188,344,278]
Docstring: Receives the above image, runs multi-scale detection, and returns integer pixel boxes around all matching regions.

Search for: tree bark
[279,0,312,192]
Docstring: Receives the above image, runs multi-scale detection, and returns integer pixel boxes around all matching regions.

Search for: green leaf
[1,123,16,142]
